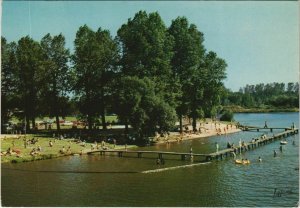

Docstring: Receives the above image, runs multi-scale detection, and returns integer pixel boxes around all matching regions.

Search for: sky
[2,1,299,91]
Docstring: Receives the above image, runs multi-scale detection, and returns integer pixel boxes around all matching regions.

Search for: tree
[168,17,205,132]
[117,11,178,101]
[1,37,18,128]
[16,36,44,131]
[112,76,145,135]
[202,51,227,118]
[130,78,177,140]
[40,33,70,132]
[116,11,178,138]
[287,82,295,95]
[72,25,118,130]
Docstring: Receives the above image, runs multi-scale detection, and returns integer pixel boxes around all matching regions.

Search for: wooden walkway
[206,128,298,161]
[87,127,299,162]
[239,125,294,132]
[87,149,208,161]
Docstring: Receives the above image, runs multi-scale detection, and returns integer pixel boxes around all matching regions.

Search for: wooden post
[270,128,273,132]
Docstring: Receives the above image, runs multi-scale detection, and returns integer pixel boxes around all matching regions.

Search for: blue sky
[2,1,299,91]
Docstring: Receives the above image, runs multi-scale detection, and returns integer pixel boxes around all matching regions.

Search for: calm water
[1,113,299,207]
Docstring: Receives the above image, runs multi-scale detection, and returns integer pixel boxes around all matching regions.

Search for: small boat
[280,141,288,145]
[243,160,250,164]
[235,159,250,165]
[235,159,243,164]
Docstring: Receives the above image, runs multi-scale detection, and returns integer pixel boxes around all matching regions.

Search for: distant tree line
[224,82,299,108]
[1,11,228,139]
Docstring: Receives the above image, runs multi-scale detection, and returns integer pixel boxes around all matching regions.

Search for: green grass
[10,116,118,123]
[1,135,136,163]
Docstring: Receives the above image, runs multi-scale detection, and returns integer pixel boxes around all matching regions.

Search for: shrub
[220,110,234,121]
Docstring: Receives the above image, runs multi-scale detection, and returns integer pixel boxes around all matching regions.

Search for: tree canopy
[1,10,233,140]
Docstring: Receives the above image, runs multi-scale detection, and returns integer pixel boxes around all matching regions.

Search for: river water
[1,113,299,207]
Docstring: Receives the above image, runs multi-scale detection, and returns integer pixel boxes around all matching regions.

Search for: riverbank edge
[1,122,241,164]
[0,144,137,164]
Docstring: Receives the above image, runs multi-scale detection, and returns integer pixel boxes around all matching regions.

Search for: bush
[220,110,234,121]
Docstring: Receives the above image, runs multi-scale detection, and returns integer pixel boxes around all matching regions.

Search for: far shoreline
[227,107,299,113]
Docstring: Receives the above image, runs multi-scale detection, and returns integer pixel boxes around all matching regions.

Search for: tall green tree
[16,36,44,131]
[116,11,178,138]
[1,37,18,128]
[202,51,227,118]
[40,33,70,132]
[112,76,144,135]
[168,17,206,132]
[117,11,177,99]
[72,25,118,130]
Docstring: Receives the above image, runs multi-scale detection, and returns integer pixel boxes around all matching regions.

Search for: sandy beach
[153,121,241,144]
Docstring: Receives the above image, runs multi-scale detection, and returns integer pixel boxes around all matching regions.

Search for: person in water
[156,158,161,165]
[215,142,219,152]
[279,145,283,152]
[227,142,231,148]
[273,150,277,157]
[258,156,262,162]
[264,121,268,128]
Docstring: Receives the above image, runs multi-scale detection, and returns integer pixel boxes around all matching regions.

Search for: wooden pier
[87,149,208,161]
[239,125,294,132]
[87,127,298,162]
[206,127,298,161]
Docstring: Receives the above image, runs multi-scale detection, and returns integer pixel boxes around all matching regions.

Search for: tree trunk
[31,117,35,131]
[101,108,107,130]
[179,114,183,133]
[192,115,197,132]
[87,114,93,130]
[124,119,129,143]
[125,119,129,135]
[26,115,30,132]
[100,89,107,130]
[56,115,60,132]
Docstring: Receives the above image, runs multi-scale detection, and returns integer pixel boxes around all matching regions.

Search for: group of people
[23,137,39,148]
[59,146,72,154]
[30,146,42,156]
[1,147,21,156]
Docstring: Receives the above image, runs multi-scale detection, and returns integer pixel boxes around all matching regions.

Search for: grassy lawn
[1,135,136,163]
[10,116,119,123]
